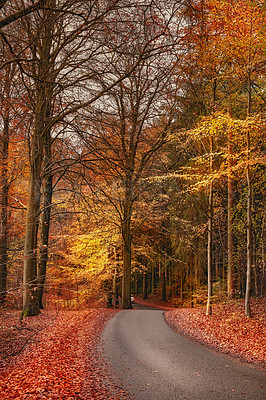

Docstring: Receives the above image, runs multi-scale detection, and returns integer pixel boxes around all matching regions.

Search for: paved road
[102,304,266,400]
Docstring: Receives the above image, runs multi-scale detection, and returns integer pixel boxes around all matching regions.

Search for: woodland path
[102,303,266,400]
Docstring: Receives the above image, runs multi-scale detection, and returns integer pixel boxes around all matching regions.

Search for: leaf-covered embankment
[164,298,266,370]
[0,309,130,400]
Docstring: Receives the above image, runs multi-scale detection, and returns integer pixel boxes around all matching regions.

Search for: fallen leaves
[0,309,131,399]
[164,297,266,370]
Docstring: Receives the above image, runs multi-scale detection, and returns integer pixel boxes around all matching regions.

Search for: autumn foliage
[0,309,130,399]
[0,3,265,394]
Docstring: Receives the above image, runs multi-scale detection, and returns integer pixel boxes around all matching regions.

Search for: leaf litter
[164,297,266,370]
[0,309,131,399]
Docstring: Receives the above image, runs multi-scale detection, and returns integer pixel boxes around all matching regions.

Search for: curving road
[102,304,266,400]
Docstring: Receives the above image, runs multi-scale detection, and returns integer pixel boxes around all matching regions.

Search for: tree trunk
[245,69,252,318]
[0,63,13,306]
[38,171,52,309]
[113,266,119,308]
[151,263,155,293]
[37,117,52,309]
[161,265,166,301]
[0,115,9,305]
[121,182,132,309]
[206,136,213,316]
[245,128,252,317]
[143,271,148,300]
[22,2,55,316]
[23,158,42,316]
[122,233,132,308]
[227,124,234,298]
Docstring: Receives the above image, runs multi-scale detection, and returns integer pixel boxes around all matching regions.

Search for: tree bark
[38,171,52,309]
[121,182,133,309]
[227,124,234,298]
[22,1,54,316]
[245,128,252,317]
[23,155,43,316]
[161,262,166,301]
[245,68,252,318]
[0,114,9,305]
[206,136,213,316]
[151,263,155,294]
[143,270,148,300]
[0,62,13,305]
[37,95,53,309]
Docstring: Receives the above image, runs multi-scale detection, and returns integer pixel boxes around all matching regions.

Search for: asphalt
[102,304,266,400]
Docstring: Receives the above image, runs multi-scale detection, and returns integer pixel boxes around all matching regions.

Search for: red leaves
[164,298,266,370]
[0,309,131,399]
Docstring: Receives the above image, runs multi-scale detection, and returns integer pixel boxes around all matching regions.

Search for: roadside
[0,297,264,399]
[0,309,130,399]
[135,296,266,370]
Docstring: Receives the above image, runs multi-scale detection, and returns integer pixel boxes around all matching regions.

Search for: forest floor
[0,298,265,399]
[137,296,266,370]
[0,308,130,399]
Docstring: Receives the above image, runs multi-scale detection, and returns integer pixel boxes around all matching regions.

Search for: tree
[227,115,234,299]
[79,74,177,306]
[0,35,27,305]
[74,2,184,308]
[0,0,45,30]
[7,0,174,315]
[0,62,12,304]
[175,0,265,314]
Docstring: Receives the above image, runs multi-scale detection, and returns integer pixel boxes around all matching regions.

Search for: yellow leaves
[67,234,109,274]
[169,112,265,194]
[186,112,264,143]
[187,114,228,145]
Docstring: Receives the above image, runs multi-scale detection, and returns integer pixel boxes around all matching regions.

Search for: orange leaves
[165,297,266,369]
[0,309,130,399]
[183,0,265,81]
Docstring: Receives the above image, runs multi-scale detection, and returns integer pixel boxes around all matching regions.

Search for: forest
[0,0,265,319]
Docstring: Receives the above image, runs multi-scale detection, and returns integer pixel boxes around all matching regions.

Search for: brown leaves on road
[164,298,266,370]
[0,309,130,399]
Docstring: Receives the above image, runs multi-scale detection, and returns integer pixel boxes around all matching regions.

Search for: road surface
[102,304,265,400]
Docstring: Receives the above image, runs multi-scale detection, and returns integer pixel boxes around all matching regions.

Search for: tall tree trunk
[121,182,132,309]
[0,63,13,305]
[0,114,9,305]
[227,123,234,298]
[23,152,43,316]
[161,264,166,301]
[38,170,52,309]
[151,263,155,293]
[206,136,213,316]
[143,270,148,300]
[37,112,52,309]
[206,79,217,316]
[245,129,252,317]
[22,1,54,316]
[245,68,252,318]
[113,247,119,307]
